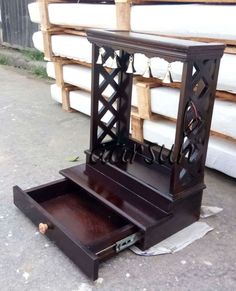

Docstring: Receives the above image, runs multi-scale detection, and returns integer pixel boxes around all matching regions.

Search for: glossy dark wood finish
[13,30,224,280]
[60,163,202,249]
[87,30,225,62]
[13,179,136,280]
[87,30,224,196]
[85,30,223,249]
[85,150,174,211]
[60,164,170,230]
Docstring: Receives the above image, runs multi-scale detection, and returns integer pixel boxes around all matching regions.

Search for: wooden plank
[115,0,131,30]
[135,77,236,103]
[54,62,64,87]
[130,114,144,142]
[53,83,78,113]
[135,76,181,89]
[216,91,236,102]
[136,82,152,119]
[38,0,51,30]
[225,46,236,55]
[61,85,78,112]
[132,108,236,143]
[52,56,92,68]
[60,28,87,36]
[42,30,53,60]
[210,131,236,143]
[62,87,71,112]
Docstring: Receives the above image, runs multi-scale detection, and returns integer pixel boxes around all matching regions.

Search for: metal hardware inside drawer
[115,232,141,252]
[95,232,141,256]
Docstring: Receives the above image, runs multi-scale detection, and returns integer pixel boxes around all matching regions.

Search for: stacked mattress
[33,31,236,95]
[28,2,117,29]
[47,62,137,107]
[143,119,236,178]
[48,64,236,178]
[29,2,236,43]
[28,1,236,178]
[131,4,236,43]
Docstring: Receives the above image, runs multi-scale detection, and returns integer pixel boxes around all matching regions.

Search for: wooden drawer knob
[39,223,49,234]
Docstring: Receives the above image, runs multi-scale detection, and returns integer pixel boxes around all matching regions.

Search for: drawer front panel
[13,185,99,280]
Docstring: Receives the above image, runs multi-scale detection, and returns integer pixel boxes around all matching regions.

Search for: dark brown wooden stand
[13,30,224,280]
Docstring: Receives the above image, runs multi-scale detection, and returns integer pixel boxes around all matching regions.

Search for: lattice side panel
[90,45,133,152]
[170,57,221,194]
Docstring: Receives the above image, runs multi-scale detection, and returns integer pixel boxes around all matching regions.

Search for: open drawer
[13,178,141,280]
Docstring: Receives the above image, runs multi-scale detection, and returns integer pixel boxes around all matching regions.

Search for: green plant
[22,49,44,61]
[31,66,48,78]
[0,55,10,65]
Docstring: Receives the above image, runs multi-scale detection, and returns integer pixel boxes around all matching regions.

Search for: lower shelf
[13,164,202,279]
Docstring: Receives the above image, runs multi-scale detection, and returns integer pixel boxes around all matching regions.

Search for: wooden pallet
[57,84,78,112]
[131,109,236,144]
[37,0,236,60]
[38,0,131,30]
[52,57,91,89]
[36,0,236,131]
[41,28,87,60]
[130,80,236,143]
[135,76,236,102]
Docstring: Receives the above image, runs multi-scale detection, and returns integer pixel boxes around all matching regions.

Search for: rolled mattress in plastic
[28,2,40,24]
[29,2,236,42]
[131,4,236,42]
[148,86,236,140]
[50,84,112,123]
[47,62,92,92]
[134,53,236,95]
[28,2,117,29]
[143,119,236,178]
[47,62,236,139]
[50,82,236,178]
[33,31,236,94]
[47,62,138,105]
[50,84,92,116]
[33,31,92,63]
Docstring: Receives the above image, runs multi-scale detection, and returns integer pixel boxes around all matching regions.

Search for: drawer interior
[39,187,130,247]
[23,178,138,254]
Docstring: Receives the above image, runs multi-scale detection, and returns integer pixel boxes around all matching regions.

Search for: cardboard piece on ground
[130,206,222,256]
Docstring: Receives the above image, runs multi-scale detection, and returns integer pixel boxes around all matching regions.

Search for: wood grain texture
[13,179,136,280]
[87,30,225,62]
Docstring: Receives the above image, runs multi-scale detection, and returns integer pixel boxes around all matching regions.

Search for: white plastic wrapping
[33,31,236,94]
[143,119,236,178]
[131,4,236,41]
[28,2,117,29]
